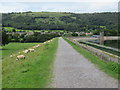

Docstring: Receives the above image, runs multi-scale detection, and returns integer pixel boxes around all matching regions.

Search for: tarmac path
[53,37,118,88]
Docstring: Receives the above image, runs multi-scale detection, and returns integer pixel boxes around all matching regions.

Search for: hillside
[2,12,118,36]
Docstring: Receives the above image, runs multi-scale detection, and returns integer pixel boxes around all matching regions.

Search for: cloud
[0,2,118,13]
[85,2,118,13]
[0,2,29,13]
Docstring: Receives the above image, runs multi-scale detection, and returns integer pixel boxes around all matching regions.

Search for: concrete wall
[68,38,119,64]
[67,36,119,41]
[104,36,120,40]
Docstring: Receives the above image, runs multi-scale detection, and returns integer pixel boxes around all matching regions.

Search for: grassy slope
[3,38,58,88]
[64,38,120,80]
[1,43,38,58]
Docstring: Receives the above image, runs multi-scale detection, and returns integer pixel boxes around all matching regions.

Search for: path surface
[53,38,118,88]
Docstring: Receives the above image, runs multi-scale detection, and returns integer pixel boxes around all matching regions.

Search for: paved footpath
[53,37,118,88]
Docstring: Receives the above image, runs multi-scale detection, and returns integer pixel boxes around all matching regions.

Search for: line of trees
[1,30,60,46]
[2,12,119,36]
[9,33,60,43]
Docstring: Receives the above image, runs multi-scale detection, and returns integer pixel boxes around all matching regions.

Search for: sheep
[10,55,13,58]
[32,45,40,49]
[16,55,25,60]
[10,54,16,58]
[36,45,40,48]
[23,50,29,54]
[32,46,37,49]
[28,48,35,52]
[44,42,47,44]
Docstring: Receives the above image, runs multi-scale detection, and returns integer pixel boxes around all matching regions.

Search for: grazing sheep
[44,42,47,44]
[32,45,40,49]
[35,45,40,48]
[10,54,16,58]
[33,46,37,49]
[28,49,35,52]
[23,50,29,54]
[16,55,25,60]
[10,55,13,58]
[37,44,40,47]
[47,41,50,43]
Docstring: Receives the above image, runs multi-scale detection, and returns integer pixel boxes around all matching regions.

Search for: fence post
[100,32,104,45]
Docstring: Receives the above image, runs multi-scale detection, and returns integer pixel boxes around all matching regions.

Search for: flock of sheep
[10,39,53,61]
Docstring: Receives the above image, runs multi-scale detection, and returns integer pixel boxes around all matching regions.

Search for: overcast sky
[0,0,119,13]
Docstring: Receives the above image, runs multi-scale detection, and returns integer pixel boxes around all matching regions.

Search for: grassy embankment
[2,38,58,88]
[1,43,38,59]
[64,38,120,80]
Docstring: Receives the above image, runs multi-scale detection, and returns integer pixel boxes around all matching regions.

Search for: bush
[0,30,9,46]
[24,33,60,43]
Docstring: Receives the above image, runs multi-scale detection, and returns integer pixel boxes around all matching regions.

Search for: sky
[0,0,119,13]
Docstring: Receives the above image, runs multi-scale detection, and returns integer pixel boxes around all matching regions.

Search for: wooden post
[100,32,104,45]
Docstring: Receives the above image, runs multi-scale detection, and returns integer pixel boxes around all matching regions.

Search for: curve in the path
[53,37,118,88]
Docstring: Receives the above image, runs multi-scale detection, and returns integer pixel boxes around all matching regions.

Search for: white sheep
[10,54,16,58]
[16,55,25,60]
[23,50,29,54]
[32,46,37,49]
[32,45,40,49]
[28,48,35,52]
[37,44,40,47]
[44,42,47,44]
[10,55,13,58]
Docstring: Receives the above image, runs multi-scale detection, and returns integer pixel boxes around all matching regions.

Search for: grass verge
[3,38,58,88]
[64,38,120,80]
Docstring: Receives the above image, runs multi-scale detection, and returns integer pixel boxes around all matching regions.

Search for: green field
[1,43,38,58]
[2,38,58,88]
[64,38,119,80]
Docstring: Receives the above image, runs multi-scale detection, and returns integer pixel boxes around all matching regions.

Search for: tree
[12,29,16,32]
[0,30,9,46]
[12,34,20,42]
[72,33,78,36]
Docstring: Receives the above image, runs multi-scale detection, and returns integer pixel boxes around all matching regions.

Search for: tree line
[2,12,119,36]
[0,30,60,46]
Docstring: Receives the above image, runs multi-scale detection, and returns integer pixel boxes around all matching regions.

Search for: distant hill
[2,12,118,35]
